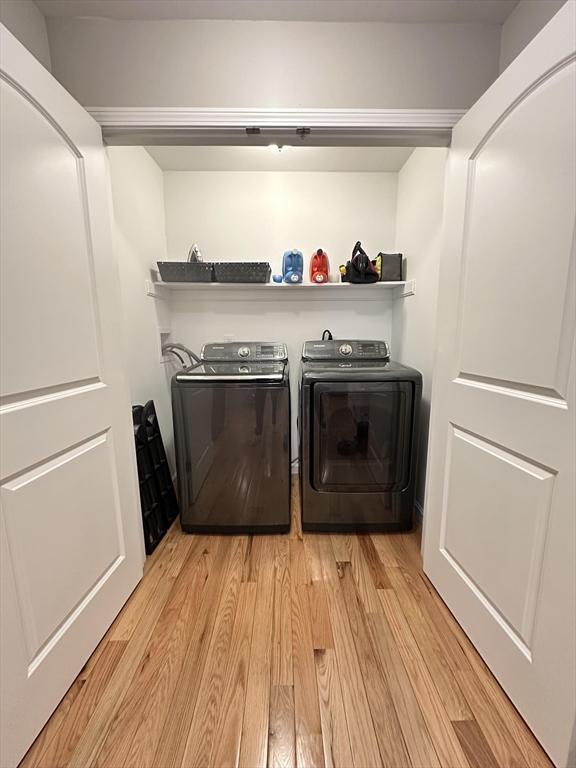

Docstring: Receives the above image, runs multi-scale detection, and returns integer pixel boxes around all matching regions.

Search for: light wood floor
[21,480,552,768]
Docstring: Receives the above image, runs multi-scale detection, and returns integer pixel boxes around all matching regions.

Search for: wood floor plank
[452,719,500,768]
[400,527,424,570]
[291,581,325,767]
[37,641,126,768]
[317,536,383,768]
[454,669,528,768]
[66,569,179,768]
[399,567,472,674]
[339,563,411,768]
[329,534,351,563]
[110,532,194,643]
[210,581,257,768]
[346,535,383,614]
[19,678,85,768]
[143,520,180,576]
[366,610,441,768]
[242,535,260,583]
[268,686,296,768]
[180,537,247,768]
[463,653,553,768]
[152,537,240,768]
[417,573,554,768]
[289,537,309,587]
[110,547,211,768]
[91,541,206,768]
[370,532,412,570]
[390,568,529,768]
[379,589,471,768]
[308,580,334,651]
[271,537,293,687]
[357,534,391,589]
[387,566,473,720]
[238,538,275,768]
[314,649,353,768]
[303,532,324,583]
[289,476,303,541]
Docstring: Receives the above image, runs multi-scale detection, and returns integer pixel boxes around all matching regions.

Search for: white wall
[107,146,176,470]
[392,148,448,510]
[163,170,398,280]
[499,0,566,72]
[46,18,500,109]
[0,1,51,70]
[163,169,398,459]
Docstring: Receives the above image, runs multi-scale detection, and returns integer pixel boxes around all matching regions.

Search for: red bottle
[310,248,330,283]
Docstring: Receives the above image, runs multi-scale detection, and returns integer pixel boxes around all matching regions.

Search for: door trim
[85,107,466,146]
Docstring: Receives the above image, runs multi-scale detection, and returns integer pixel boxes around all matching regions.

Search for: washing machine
[172,341,290,533]
[299,339,421,532]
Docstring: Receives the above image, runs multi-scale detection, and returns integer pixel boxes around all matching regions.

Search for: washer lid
[175,361,286,382]
[302,339,390,361]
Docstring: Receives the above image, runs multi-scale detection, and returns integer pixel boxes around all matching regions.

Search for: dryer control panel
[202,342,288,362]
[302,339,390,361]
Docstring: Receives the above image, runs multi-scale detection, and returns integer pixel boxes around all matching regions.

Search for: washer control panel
[202,342,288,362]
[302,339,390,361]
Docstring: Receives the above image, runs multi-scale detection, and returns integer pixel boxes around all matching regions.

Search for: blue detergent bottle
[281,249,304,283]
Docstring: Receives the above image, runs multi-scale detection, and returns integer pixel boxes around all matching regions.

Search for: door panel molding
[469,53,575,162]
[0,378,104,412]
[452,57,575,396]
[1,76,105,397]
[452,373,568,407]
[0,71,83,158]
[2,432,125,658]
[439,424,555,654]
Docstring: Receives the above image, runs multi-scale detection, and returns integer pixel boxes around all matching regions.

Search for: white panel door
[0,26,144,768]
[423,4,575,766]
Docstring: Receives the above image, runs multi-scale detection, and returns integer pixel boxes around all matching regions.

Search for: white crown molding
[88,107,466,128]
[87,107,465,146]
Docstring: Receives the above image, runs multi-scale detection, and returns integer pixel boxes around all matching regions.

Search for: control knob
[339,343,353,356]
[238,346,251,358]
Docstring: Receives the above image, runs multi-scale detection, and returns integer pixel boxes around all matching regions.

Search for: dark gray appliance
[299,339,421,532]
[172,341,290,533]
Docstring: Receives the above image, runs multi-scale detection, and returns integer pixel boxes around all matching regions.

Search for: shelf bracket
[146,278,169,300]
[396,278,416,298]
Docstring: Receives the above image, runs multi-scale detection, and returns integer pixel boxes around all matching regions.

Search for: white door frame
[86,107,465,146]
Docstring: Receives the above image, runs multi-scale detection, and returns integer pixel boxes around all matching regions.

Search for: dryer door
[312,382,414,492]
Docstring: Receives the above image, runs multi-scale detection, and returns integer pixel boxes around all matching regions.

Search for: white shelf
[163,280,402,289]
[147,277,415,300]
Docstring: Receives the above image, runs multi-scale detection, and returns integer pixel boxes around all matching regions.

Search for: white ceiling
[145,146,415,172]
[36,0,518,24]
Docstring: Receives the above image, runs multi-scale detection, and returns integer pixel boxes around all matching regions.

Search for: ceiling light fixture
[267,144,293,153]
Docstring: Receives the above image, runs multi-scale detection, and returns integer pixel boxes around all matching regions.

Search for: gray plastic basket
[157,261,214,283]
